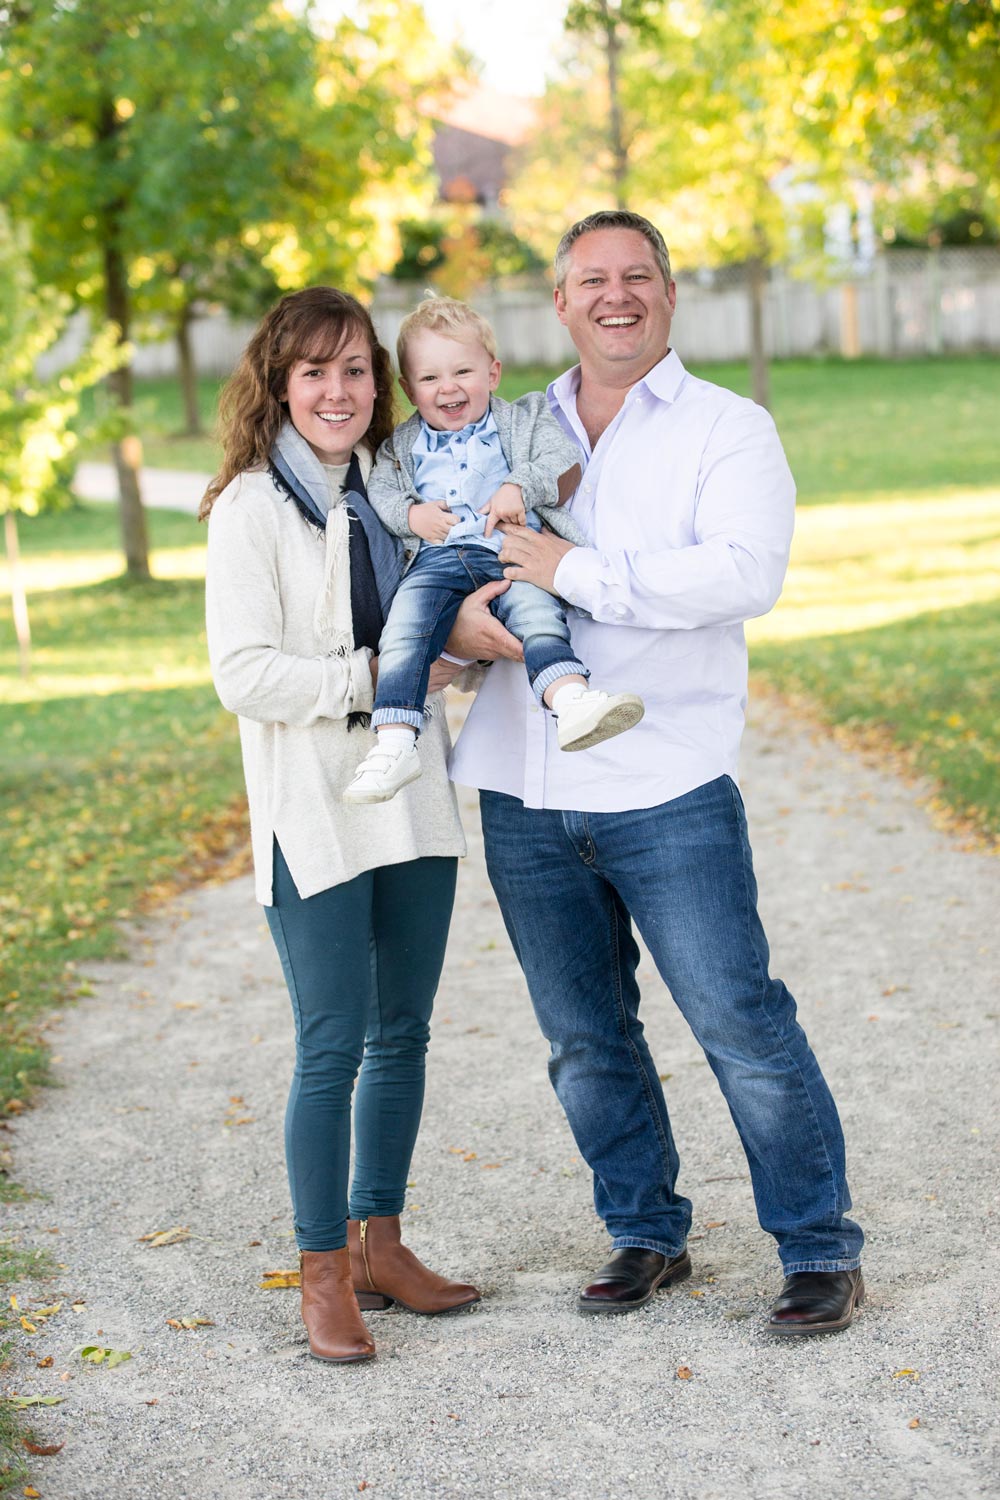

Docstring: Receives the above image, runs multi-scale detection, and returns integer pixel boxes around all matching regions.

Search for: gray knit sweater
[366,392,588,548]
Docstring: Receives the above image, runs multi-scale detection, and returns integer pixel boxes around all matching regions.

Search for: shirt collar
[548,348,687,411]
[419,404,496,452]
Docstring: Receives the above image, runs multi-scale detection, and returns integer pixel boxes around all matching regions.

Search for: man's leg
[584,775,863,1277]
[479,790,692,1257]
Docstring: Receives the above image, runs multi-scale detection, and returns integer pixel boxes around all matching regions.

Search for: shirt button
[460,463,467,470]
[448,489,457,497]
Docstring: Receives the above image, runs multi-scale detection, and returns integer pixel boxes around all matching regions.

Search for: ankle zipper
[359,1218,375,1289]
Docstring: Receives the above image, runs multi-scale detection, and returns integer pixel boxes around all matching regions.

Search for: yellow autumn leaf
[138,1226,191,1247]
[32,1302,62,1319]
[892,1369,920,1381]
[20,1317,38,1333]
[259,1270,301,1290]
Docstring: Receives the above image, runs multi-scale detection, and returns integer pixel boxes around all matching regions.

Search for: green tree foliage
[0,211,122,673]
[0,0,446,569]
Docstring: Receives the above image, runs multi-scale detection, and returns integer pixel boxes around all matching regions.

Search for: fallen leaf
[9,1295,17,1311]
[705,1221,726,1229]
[36,1357,53,1369]
[892,1369,920,1381]
[78,1345,132,1369]
[71,1302,85,1313]
[689,1288,704,1298]
[676,1366,694,1380]
[138,1226,190,1248]
[31,1304,62,1320]
[909,1418,921,1429]
[358,1485,369,1493]
[462,1152,477,1162]
[8,1395,65,1408]
[247,1240,261,1247]
[165,1317,214,1331]
[481,1163,501,1170]
[145,1399,159,1406]
[20,1318,38,1334]
[259,1270,301,1290]
[23,1487,41,1498]
[23,1439,64,1456]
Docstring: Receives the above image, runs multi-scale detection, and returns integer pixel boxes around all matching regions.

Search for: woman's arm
[206,497,374,726]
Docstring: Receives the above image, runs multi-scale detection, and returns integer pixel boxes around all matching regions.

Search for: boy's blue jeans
[480,777,864,1274]
[372,543,587,731]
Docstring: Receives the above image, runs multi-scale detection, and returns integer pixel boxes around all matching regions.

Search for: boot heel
[355,1290,394,1311]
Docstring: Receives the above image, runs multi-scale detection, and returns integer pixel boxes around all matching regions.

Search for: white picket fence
[37,247,1000,379]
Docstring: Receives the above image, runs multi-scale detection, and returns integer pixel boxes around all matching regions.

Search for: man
[450,209,864,1335]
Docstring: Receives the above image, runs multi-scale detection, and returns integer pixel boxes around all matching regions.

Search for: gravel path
[6,693,999,1500]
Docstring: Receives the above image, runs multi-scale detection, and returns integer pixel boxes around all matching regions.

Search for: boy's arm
[503,390,583,511]
[367,433,421,540]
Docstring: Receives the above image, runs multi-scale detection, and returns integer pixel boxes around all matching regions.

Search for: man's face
[554,228,676,382]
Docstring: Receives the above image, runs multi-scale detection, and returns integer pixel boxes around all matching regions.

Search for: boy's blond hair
[397,295,498,374]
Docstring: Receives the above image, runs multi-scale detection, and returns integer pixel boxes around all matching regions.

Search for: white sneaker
[556,690,645,751]
[344,741,422,804]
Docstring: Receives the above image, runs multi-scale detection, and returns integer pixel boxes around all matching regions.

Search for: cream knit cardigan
[205,451,466,904]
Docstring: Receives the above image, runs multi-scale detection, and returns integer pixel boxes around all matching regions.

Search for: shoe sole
[577,1251,692,1314]
[767,1275,865,1336]
[307,1348,376,1364]
[560,696,645,752]
[355,1290,481,1316]
[343,759,422,805]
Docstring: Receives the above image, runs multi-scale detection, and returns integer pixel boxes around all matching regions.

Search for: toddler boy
[344,296,643,805]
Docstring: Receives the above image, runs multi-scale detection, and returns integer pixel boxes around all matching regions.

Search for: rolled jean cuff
[371,707,424,732]
[780,1257,863,1275]
[611,1235,688,1258]
[532,660,589,703]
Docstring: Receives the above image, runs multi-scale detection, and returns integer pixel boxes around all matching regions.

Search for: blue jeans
[264,843,457,1251]
[372,543,586,731]
[479,777,863,1274]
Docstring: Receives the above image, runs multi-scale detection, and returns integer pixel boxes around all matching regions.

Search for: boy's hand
[480,481,526,538]
[409,501,459,543]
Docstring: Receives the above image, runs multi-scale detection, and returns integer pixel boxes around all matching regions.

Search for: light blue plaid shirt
[411,406,541,556]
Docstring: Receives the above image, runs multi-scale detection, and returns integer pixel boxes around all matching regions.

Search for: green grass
[80,355,1000,507]
[0,506,245,1114]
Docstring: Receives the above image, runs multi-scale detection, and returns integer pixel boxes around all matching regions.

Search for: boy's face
[400,328,501,433]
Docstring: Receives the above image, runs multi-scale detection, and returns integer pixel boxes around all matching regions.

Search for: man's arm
[502,404,795,630]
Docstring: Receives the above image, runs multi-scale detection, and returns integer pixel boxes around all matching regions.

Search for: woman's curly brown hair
[199,287,396,519]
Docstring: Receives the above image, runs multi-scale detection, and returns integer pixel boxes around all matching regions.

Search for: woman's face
[282,331,377,465]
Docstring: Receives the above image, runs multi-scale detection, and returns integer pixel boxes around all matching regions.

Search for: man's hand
[498,524,575,596]
[427,656,464,693]
[445,580,524,662]
[409,500,459,543]
[480,481,526,538]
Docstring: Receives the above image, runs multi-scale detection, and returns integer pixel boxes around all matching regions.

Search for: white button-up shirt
[449,350,796,811]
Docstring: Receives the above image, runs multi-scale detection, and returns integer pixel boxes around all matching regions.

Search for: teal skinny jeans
[264,842,458,1251]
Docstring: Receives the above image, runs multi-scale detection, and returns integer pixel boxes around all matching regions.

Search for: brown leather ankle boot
[348,1215,480,1315]
[299,1248,376,1363]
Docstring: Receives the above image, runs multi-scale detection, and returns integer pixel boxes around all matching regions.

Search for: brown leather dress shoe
[578,1246,692,1313]
[348,1216,481,1315]
[768,1268,865,1336]
[299,1248,376,1364]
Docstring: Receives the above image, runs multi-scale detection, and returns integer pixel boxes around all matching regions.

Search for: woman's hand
[409,500,459,544]
[445,581,524,662]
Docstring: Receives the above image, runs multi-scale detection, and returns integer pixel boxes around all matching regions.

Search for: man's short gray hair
[554,210,672,291]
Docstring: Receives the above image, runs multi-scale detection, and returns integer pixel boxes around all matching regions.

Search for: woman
[202,287,490,1365]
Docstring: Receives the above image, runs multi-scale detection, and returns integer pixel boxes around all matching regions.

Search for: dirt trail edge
[6,695,998,1500]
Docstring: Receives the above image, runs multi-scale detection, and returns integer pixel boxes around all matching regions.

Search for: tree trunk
[601,0,629,208]
[175,302,202,435]
[4,510,31,677]
[103,236,150,579]
[747,255,771,411]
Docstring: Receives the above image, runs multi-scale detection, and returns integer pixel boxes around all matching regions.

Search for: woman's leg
[349,855,458,1216]
[264,842,376,1252]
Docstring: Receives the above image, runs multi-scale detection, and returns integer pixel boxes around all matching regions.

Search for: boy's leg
[493,580,644,750]
[371,548,474,730]
[489,579,587,701]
